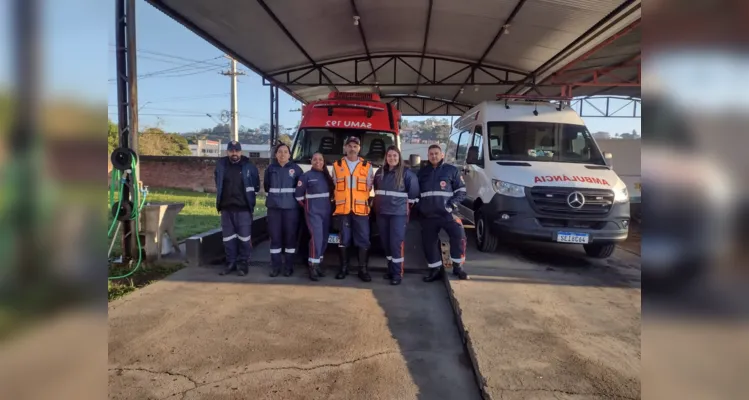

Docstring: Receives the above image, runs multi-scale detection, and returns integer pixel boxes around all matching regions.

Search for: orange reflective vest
[333,157,372,216]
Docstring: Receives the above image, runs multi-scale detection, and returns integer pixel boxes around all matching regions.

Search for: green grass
[107,187,267,301]
[107,187,267,257]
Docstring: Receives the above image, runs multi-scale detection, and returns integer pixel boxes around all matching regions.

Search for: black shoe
[283,267,294,277]
[423,267,443,282]
[237,261,248,276]
[453,265,469,280]
[219,262,237,276]
[308,263,319,281]
[357,248,372,282]
[390,278,402,286]
[315,265,325,278]
[335,247,349,280]
[270,265,281,277]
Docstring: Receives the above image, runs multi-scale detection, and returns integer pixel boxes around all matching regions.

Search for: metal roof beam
[415,0,434,93]
[450,0,528,101]
[505,0,640,95]
[350,0,379,90]
[255,0,337,91]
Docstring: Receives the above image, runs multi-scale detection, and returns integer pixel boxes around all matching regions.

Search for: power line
[107,57,224,82]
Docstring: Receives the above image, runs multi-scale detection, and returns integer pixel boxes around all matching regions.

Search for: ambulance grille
[529,187,614,217]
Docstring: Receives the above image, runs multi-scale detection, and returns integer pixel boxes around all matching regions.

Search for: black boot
[383,260,393,280]
[452,265,469,280]
[357,248,372,282]
[237,261,248,277]
[270,265,281,277]
[335,247,349,279]
[315,264,325,278]
[308,263,319,281]
[219,262,237,276]
[423,267,443,282]
[283,256,294,277]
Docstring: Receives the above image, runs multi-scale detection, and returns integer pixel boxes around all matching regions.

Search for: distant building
[189,139,271,158]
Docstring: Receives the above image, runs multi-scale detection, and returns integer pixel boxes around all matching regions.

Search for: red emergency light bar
[313,102,385,118]
[328,91,380,102]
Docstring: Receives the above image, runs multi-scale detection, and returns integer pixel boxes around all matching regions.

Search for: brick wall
[138,156,270,193]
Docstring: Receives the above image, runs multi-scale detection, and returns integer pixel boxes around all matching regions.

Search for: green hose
[108,157,145,280]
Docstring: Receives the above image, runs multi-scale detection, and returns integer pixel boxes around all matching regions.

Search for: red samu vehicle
[290,91,402,171]
[289,91,404,250]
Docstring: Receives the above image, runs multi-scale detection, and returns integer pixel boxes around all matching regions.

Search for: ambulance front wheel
[583,242,616,259]
[475,210,498,253]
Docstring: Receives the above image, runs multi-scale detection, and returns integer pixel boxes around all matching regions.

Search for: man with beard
[214,141,260,276]
[331,136,374,282]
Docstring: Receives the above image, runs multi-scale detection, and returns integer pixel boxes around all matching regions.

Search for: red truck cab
[290,92,402,171]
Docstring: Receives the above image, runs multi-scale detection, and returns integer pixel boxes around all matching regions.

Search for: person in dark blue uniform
[373,146,419,285]
[416,144,469,281]
[295,152,335,281]
[214,141,260,276]
[264,143,304,277]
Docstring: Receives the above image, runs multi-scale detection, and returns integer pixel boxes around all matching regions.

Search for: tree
[138,127,192,156]
[277,134,292,146]
[108,119,118,154]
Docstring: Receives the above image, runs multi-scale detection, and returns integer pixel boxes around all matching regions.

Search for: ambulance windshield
[291,128,396,166]
[487,122,606,165]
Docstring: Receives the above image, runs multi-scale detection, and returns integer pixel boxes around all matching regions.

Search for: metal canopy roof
[146,0,641,116]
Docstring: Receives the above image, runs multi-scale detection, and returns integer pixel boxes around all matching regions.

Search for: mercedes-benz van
[450,100,630,259]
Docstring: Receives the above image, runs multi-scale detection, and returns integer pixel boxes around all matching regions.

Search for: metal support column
[269,84,279,146]
[115,0,139,260]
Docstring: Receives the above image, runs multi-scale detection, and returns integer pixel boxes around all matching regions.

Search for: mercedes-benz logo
[567,191,585,209]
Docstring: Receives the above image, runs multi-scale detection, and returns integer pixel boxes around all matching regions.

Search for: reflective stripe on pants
[221,210,253,263]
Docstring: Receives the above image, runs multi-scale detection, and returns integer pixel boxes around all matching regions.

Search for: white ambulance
[450,100,630,259]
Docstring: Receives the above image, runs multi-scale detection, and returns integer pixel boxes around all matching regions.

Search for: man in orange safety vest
[331,136,374,282]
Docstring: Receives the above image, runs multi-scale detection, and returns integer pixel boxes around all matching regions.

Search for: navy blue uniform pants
[339,214,370,249]
[221,210,253,264]
[377,214,408,279]
[421,215,466,269]
[267,208,300,269]
[304,211,331,264]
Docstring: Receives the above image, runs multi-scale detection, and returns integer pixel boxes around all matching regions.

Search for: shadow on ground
[108,264,481,400]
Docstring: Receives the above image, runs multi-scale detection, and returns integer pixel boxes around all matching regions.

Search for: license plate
[328,234,340,244]
[556,231,590,244]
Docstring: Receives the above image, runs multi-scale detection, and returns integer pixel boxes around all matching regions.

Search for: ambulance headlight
[492,180,525,198]
[614,187,629,203]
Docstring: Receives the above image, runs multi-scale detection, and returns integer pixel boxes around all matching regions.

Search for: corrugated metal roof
[146,0,641,115]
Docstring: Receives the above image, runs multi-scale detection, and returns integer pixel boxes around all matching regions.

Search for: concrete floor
[445,235,641,400]
[110,222,643,400]
[108,240,481,400]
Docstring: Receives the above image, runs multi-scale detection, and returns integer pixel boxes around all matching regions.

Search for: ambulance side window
[455,130,472,164]
[468,126,484,166]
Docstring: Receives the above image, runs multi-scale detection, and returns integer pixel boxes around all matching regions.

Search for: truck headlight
[492,179,525,198]
[614,187,629,203]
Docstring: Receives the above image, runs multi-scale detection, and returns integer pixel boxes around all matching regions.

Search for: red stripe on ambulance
[534,175,610,186]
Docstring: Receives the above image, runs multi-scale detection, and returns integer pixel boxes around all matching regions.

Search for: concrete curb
[438,240,493,400]
[442,273,493,400]
[185,215,269,267]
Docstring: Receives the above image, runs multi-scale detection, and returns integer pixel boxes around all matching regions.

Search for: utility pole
[221,56,245,142]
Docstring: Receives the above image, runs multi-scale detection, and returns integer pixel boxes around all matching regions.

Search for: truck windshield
[487,122,605,165]
[291,128,396,166]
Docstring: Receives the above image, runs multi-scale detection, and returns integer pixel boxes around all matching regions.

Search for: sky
[0,0,641,136]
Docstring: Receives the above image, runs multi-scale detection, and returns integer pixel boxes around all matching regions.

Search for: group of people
[214,137,469,285]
